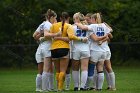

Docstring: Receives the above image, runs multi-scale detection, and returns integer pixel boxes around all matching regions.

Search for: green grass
[0,66,140,93]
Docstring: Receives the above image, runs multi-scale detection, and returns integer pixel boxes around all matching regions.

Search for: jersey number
[76,30,86,37]
[96,27,104,36]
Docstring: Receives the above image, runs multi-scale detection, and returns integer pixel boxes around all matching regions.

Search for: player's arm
[44,26,61,39]
[67,25,88,42]
[90,33,108,42]
[98,33,113,45]
[53,37,70,42]
[33,31,41,40]
[75,23,89,30]
[104,22,113,32]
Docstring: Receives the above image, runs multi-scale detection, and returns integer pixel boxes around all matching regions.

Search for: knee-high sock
[86,63,95,88]
[81,70,88,88]
[104,69,111,88]
[72,71,79,88]
[36,74,42,90]
[97,73,104,90]
[42,72,50,90]
[93,68,97,89]
[58,72,65,91]
[109,72,115,89]
[56,73,59,90]
[49,73,54,90]
[65,74,71,89]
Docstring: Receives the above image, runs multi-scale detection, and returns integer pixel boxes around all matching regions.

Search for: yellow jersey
[50,22,80,50]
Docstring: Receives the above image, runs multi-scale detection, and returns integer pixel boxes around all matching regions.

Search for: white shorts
[35,46,51,63]
[105,51,111,60]
[72,50,90,60]
[90,50,106,63]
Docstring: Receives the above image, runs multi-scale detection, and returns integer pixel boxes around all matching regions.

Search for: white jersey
[72,25,90,52]
[39,21,52,50]
[88,23,111,52]
[35,21,52,63]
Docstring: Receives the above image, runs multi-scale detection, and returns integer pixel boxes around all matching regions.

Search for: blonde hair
[74,12,87,25]
[91,13,102,24]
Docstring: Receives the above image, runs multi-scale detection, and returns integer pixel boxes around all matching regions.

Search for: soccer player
[34,9,58,92]
[33,21,44,92]
[75,12,111,91]
[71,12,91,91]
[44,12,87,91]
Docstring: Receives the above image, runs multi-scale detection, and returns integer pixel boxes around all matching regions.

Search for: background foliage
[0,0,139,68]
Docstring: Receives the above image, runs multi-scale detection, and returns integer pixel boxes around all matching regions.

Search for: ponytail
[91,13,102,24]
[61,12,69,32]
[96,13,102,23]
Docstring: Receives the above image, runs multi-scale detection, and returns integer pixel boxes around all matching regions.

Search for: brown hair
[85,13,93,18]
[45,9,57,22]
[60,12,69,32]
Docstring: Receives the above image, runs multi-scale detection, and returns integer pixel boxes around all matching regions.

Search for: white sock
[49,73,54,90]
[104,69,111,88]
[85,76,93,88]
[42,72,50,90]
[109,72,115,89]
[93,68,97,89]
[97,73,104,90]
[81,70,88,88]
[36,74,42,90]
[65,74,71,89]
[72,71,79,88]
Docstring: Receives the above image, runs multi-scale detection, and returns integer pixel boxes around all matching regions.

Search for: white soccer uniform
[35,21,52,63]
[72,25,91,60]
[88,23,110,63]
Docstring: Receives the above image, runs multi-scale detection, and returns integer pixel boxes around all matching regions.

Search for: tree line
[0,0,139,68]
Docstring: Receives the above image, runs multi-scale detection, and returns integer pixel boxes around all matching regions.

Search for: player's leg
[65,59,72,90]
[72,51,81,91]
[58,57,69,91]
[48,62,55,91]
[96,61,104,91]
[42,57,51,91]
[35,49,43,92]
[86,61,95,90]
[80,58,89,90]
[104,60,116,90]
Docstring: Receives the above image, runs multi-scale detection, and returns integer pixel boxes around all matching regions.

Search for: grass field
[0,66,140,93]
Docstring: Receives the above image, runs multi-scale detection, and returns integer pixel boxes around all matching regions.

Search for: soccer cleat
[41,90,49,92]
[80,88,87,91]
[35,88,42,92]
[109,88,116,91]
[65,85,70,90]
[89,87,95,90]
[74,87,78,91]
[96,89,102,91]
[106,87,111,90]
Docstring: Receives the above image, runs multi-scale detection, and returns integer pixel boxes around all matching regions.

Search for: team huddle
[33,9,116,92]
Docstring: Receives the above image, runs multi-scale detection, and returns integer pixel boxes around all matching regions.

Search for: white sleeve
[87,24,95,36]
[106,26,111,34]
[44,23,52,31]
[35,25,41,32]
[103,23,111,33]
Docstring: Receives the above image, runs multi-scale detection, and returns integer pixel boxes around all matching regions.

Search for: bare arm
[33,31,41,40]
[75,23,89,30]
[90,34,108,42]
[53,37,70,42]
[98,33,113,45]
[44,29,61,39]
